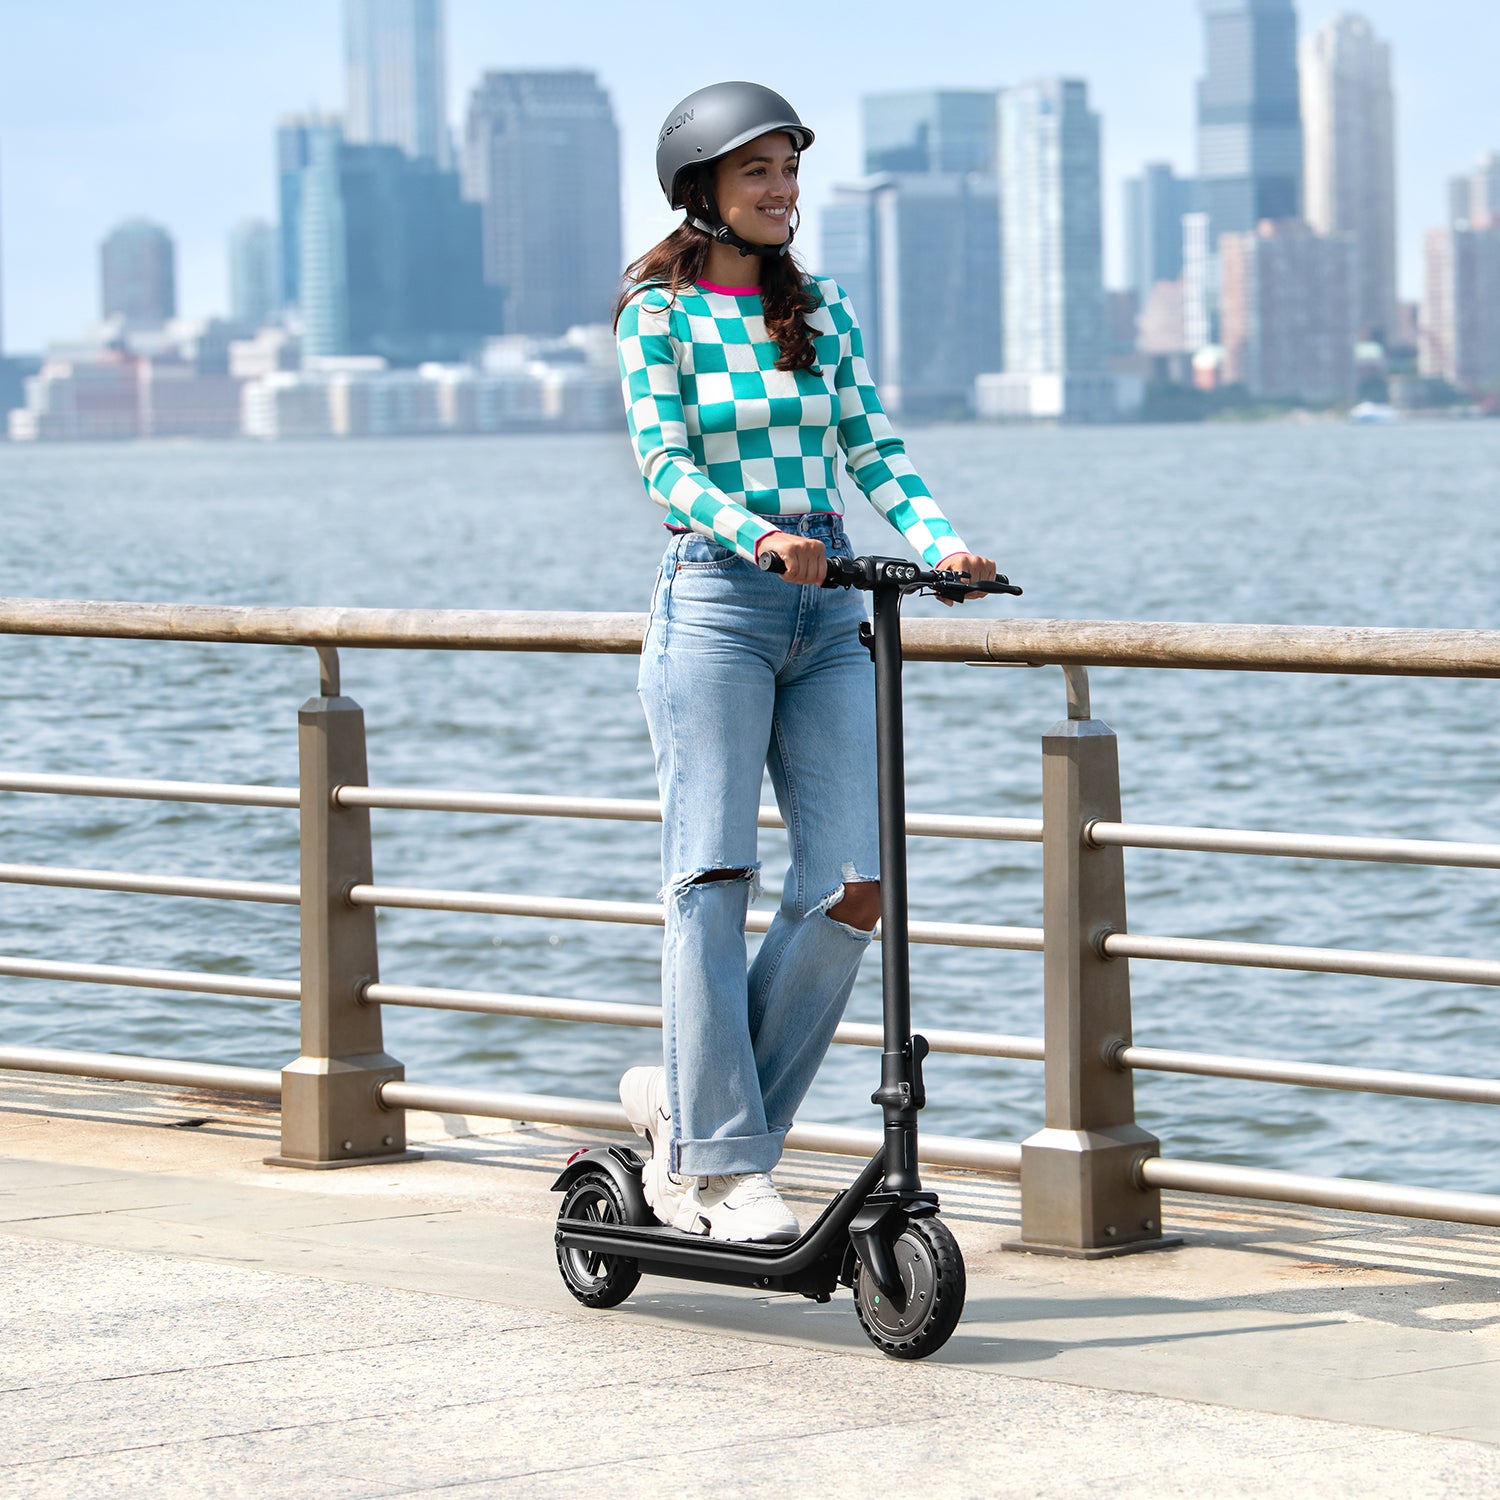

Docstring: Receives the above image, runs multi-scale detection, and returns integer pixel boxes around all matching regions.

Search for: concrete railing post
[266,649,417,1169]
[1009,667,1177,1256]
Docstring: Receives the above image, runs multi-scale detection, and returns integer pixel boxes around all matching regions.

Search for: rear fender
[552,1144,651,1226]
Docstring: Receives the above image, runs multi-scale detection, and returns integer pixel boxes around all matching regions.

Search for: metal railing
[5,597,1500,1251]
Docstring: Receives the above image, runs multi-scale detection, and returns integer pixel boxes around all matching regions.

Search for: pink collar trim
[697,279,761,296]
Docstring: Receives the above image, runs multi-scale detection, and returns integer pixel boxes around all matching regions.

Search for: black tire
[853,1216,966,1360]
[555,1168,642,1309]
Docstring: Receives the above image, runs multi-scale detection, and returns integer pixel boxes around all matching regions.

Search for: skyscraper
[343,0,450,168]
[1301,13,1398,341]
[100,219,177,330]
[298,121,350,358]
[229,219,280,329]
[462,71,621,337]
[277,115,326,313]
[1196,0,1303,243]
[1181,212,1217,350]
[1449,152,1500,229]
[1123,163,1196,306]
[819,173,1001,417]
[862,92,998,175]
[297,120,489,364]
[981,79,1111,420]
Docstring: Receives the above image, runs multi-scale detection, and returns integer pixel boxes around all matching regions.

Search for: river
[3,418,1499,1190]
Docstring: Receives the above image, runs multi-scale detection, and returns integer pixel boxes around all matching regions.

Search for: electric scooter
[552,554,1022,1360]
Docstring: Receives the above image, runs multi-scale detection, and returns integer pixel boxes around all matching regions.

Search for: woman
[616,81,997,1243]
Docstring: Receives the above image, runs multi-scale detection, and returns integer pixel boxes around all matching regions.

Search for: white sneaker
[680,1172,800,1244]
[619,1066,689,1228]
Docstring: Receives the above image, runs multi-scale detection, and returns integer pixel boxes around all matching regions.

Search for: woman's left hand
[933,552,998,605]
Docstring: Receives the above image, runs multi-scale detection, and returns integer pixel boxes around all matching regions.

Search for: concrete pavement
[4,1071,1500,1498]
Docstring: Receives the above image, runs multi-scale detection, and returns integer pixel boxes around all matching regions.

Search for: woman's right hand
[756,532,827,585]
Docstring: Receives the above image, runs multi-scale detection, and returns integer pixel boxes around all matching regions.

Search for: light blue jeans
[638,514,880,1177]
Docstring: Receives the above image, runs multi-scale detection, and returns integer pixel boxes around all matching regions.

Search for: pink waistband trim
[696,279,761,296]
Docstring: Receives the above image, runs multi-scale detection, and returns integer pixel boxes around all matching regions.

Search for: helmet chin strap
[688,185,793,258]
[687,215,792,258]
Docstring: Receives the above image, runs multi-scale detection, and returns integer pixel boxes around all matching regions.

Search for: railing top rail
[5,597,1500,677]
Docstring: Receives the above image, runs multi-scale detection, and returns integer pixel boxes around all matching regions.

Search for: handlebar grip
[757,549,787,574]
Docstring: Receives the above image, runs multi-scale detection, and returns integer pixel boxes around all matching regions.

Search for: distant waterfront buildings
[343,0,451,168]
[461,71,622,337]
[1220,219,1357,403]
[241,328,616,439]
[978,79,1117,421]
[8,322,245,443]
[1123,164,1195,308]
[1196,0,1303,244]
[861,91,998,175]
[228,219,280,330]
[1300,13,1398,342]
[99,219,177,331]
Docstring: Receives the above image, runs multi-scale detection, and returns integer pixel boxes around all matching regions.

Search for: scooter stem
[870,582,923,1194]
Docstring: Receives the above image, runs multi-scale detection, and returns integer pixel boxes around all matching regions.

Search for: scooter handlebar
[763,551,1021,598]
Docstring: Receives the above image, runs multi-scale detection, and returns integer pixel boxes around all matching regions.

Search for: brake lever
[932,576,1024,602]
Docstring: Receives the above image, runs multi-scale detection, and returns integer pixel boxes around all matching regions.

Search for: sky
[1,0,1497,353]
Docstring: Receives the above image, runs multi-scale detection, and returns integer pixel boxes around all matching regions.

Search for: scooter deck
[555,1151,887,1298]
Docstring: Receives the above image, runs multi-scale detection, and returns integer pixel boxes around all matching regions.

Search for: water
[4,421,1500,1191]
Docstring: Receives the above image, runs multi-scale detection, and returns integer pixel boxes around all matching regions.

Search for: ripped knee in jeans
[661,865,761,902]
[821,878,881,933]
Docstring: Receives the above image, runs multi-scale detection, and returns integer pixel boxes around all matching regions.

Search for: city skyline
[1,0,1497,352]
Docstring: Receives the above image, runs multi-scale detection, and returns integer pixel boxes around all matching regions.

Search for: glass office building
[343,0,450,168]
[1196,0,1303,241]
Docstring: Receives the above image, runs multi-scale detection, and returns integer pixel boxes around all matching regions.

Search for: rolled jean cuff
[673,1125,786,1177]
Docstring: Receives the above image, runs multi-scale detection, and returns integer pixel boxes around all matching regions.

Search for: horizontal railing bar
[1118,1045,1500,1105]
[1141,1156,1500,1229]
[1090,820,1500,869]
[8,598,1500,678]
[0,955,299,1001]
[334,786,1043,842]
[0,863,300,905]
[363,982,1045,1060]
[0,1045,283,1096]
[366,983,662,1028]
[377,1080,1022,1173]
[347,884,1044,952]
[1102,931,1500,986]
[0,771,299,807]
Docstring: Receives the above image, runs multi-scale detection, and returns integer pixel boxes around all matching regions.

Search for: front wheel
[555,1167,642,1308]
[853,1216,966,1360]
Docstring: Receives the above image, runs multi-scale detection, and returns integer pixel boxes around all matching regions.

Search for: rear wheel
[853,1216,965,1360]
[555,1168,641,1308]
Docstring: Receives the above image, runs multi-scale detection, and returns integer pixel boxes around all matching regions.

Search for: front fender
[552,1144,651,1226]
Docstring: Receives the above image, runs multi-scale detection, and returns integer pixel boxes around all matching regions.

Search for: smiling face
[711,131,800,248]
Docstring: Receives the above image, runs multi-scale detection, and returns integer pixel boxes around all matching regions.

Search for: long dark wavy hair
[613,166,819,374]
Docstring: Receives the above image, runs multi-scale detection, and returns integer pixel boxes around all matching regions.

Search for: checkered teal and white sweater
[616,277,969,567]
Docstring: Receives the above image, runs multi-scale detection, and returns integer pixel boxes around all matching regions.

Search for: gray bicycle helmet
[655,81,814,257]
